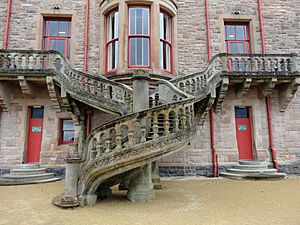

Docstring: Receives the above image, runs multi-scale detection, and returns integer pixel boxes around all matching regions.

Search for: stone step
[17,163,40,169]
[0,177,61,186]
[10,168,47,176]
[234,164,268,170]
[227,168,277,174]
[238,160,264,165]
[0,173,55,183]
[220,172,286,180]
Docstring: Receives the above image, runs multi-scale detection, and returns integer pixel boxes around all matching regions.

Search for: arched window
[106,10,119,72]
[128,7,150,68]
[160,11,172,73]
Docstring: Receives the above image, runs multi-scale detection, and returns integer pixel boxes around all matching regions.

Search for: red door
[26,107,44,163]
[235,107,253,160]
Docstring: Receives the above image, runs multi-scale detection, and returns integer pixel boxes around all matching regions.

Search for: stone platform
[0,163,61,185]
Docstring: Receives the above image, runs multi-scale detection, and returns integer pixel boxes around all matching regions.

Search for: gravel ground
[0,177,300,225]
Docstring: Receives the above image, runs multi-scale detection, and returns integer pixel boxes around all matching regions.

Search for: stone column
[127,163,155,202]
[132,69,151,112]
[126,70,155,201]
[53,143,81,208]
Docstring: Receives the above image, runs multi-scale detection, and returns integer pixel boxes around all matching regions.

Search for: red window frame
[60,119,75,145]
[42,18,71,59]
[224,22,251,54]
[128,6,151,68]
[105,9,119,73]
[160,10,173,74]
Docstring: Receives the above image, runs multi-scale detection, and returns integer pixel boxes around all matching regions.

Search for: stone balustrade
[0,50,133,114]
[81,98,195,170]
[170,53,299,96]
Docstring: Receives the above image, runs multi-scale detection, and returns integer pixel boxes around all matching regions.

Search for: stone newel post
[127,69,155,202]
[132,69,151,112]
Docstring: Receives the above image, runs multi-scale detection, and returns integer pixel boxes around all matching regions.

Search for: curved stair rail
[0,50,133,115]
[77,98,196,203]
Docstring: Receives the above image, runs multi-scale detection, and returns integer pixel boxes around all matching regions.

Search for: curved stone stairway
[0,50,133,115]
[1,50,299,207]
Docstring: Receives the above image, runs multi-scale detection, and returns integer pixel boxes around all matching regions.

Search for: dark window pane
[236,25,245,40]
[237,42,245,53]
[31,107,44,118]
[129,8,135,34]
[63,120,74,130]
[58,39,66,54]
[137,37,143,65]
[49,21,58,36]
[229,42,237,53]
[245,42,250,53]
[136,8,143,34]
[49,39,57,50]
[143,38,149,66]
[143,9,149,35]
[235,107,249,118]
[130,38,136,65]
[59,21,68,36]
[63,131,75,142]
[226,25,235,40]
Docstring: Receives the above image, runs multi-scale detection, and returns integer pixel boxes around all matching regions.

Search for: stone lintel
[279,78,300,112]
[18,75,35,98]
[215,77,229,112]
[235,77,252,98]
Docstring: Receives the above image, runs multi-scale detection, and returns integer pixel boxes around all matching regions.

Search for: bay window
[160,11,172,72]
[128,7,150,67]
[106,10,119,72]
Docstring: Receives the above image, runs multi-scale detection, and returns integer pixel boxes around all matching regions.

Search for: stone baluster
[115,125,122,150]
[104,131,111,153]
[90,138,97,159]
[163,112,170,136]
[152,111,159,140]
[140,127,147,142]
[127,131,134,148]
[291,54,298,73]
[182,113,187,130]
[16,54,22,69]
[174,111,180,132]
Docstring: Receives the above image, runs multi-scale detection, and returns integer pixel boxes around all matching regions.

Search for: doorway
[26,106,44,162]
[235,106,253,160]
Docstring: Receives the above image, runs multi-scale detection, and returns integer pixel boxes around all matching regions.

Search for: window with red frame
[129,7,150,67]
[160,11,172,73]
[225,23,250,71]
[60,119,74,144]
[225,23,250,54]
[106,10,119,72]
[43,18,71,59]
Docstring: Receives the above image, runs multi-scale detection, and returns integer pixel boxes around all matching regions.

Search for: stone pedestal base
[52,194,79,208]
[151,161,162,189]
[127,163,155,203]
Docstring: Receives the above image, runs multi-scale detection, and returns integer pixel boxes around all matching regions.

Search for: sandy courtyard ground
[0,177,300,225]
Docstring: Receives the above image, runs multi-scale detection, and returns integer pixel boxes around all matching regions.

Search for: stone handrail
[170,53,299,96]
[0,49,133,115]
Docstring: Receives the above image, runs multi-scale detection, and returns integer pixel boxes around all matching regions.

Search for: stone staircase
[220,160,286,180]
[0,163,61,185]
[1,50,299,207]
